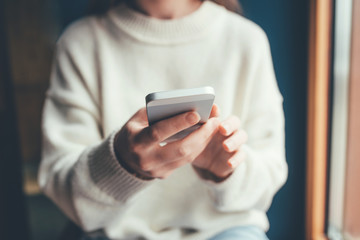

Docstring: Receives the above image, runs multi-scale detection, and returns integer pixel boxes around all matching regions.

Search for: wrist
[113,131,153,181]
[192,165,232,183]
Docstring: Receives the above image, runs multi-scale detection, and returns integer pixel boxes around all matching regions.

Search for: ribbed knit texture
[109,1,224,44]
[39,1,288,239]
[88,131,151,201]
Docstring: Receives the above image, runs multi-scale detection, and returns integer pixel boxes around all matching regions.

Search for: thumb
[209,104,220,118]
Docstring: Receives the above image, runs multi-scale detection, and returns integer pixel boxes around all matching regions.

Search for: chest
[98,41,244,135]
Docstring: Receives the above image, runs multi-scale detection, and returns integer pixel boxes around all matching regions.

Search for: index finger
[158,117,221,163]
[135,111,201,145]
[219,115,241,136]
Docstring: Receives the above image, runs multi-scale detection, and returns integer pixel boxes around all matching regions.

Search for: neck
[126,0,203,19]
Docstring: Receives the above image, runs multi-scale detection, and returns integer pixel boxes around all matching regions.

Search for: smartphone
[146,86,215,142]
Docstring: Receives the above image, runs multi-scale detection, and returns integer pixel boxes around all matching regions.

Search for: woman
[39,0,287,239]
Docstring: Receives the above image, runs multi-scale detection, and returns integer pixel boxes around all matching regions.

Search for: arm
[39,34,151,231]
[39,23,221,231]
[193,29,288,212]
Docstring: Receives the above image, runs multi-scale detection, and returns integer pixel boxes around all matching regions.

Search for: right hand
[114,107,220,180]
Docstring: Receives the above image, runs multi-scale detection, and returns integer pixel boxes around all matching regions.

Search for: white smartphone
[146,86,215,142]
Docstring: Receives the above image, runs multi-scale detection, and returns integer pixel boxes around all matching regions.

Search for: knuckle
[149,127,161,142]
[132,144,144,154]
[176,145,190,158]
[154,152,165,162]
[138,160,152,171]
[125,122,136,135]
[129,142,145,157]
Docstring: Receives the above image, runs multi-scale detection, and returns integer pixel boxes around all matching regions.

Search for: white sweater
[39,1,287,239]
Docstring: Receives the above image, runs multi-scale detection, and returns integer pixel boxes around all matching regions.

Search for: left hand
[192,105,248,182]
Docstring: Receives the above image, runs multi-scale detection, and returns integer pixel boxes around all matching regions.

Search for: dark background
[240,1,309,239]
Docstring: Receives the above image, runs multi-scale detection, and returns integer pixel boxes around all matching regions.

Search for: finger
[135,111,201,145]
[205,149,236,179]
[126,108,149,130]
[209,104,220,118]
[227,150,246,168]
[219,115,241,136]
[131,107,147,121]
[161,117,220,162]
[151,160,185,179]
[222,129,248,152]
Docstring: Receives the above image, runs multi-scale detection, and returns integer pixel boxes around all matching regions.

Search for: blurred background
[0,0,359,239]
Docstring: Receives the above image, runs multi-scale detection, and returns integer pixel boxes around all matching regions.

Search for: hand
[192,106,248,182]
[114,107,220,180]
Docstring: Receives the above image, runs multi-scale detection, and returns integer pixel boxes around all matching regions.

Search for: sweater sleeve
[38,22,151,231]
[198,27,288,212]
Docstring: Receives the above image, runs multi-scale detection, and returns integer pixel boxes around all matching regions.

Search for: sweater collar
[108,1,225,45]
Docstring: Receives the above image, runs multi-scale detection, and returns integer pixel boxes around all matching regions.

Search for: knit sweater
[39,1,288,239]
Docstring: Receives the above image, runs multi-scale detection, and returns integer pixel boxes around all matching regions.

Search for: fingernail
[186,112,200,124]
[224,140,234,151]
[227,161,233,167]
[228,158,239,168]
[221,124,230,134]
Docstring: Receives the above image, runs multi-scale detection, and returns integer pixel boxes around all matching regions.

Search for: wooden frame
[306,0,333,239]
[344,0,360,237]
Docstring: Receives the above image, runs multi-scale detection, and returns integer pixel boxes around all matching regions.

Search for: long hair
[87,0,242,15]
